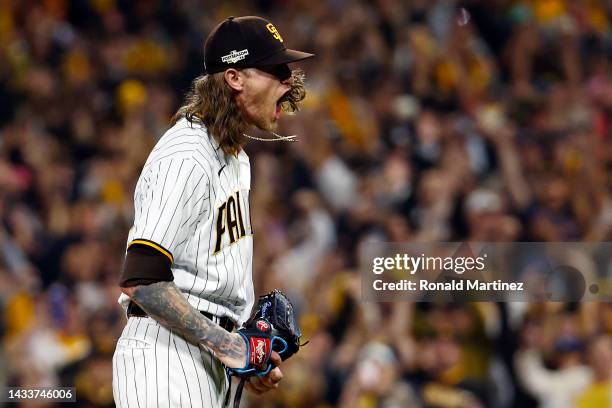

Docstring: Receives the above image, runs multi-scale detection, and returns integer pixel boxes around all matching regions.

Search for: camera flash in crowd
[457,7,471,26]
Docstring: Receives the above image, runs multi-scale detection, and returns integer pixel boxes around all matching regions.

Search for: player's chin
[256,118,278,132]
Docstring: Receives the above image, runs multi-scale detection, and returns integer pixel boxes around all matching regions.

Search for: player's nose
[280,76,292,87]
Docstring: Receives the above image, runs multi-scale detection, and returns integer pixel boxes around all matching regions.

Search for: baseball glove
[228,289,303,378]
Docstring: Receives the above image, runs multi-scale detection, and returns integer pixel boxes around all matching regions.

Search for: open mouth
[275,92,289,119]
[278,91,288,105]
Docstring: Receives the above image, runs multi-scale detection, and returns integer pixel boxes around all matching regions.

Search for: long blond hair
[173,69,306,156]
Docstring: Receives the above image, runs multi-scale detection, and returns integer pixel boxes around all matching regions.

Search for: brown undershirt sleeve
[119,243,174,287]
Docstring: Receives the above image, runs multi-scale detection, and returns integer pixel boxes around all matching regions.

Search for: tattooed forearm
[128,281,246,368]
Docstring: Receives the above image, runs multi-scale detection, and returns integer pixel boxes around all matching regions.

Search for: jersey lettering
[214,202,227,253]
[236,191,247,237]
[226,196,239,242]
[214,191,247,253]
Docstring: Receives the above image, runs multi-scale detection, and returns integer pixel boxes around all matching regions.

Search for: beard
[278,69,306,114]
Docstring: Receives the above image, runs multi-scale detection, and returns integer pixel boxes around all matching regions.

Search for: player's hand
[245,351,283,395]
[216,332,249,369]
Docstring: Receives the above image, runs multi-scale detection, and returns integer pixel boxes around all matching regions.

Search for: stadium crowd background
[0,0,611,407]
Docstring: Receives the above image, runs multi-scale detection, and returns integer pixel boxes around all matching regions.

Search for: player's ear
[224,68,244,91]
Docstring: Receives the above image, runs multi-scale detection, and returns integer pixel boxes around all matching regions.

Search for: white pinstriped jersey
[113,315,231,408]
[118,118,255,324]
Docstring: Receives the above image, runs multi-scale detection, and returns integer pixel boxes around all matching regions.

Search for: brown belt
[127,301,236,332]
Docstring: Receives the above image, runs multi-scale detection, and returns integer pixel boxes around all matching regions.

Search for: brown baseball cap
[203,16,314,74]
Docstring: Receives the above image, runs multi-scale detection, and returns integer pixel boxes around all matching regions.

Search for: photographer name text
[372,279,524,292]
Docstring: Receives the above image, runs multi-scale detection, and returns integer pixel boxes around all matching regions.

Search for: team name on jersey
[213,191,249,254]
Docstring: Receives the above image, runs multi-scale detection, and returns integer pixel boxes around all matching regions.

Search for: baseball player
[112,16,313,407]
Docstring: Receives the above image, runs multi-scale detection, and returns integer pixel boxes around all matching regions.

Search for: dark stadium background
[0,0,611,407]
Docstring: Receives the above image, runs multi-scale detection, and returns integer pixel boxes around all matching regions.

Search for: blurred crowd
[1,0,611,407]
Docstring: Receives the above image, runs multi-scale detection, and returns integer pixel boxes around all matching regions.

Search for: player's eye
[258,64,291,81]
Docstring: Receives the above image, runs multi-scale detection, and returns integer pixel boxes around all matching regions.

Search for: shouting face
[226,64,293,131]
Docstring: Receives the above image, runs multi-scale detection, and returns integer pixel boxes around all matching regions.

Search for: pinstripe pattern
[113,317,229,407]
[114,118,252,407]
[119,118,254,321]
